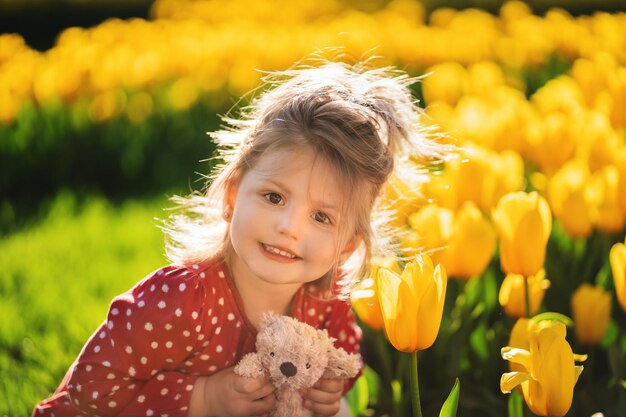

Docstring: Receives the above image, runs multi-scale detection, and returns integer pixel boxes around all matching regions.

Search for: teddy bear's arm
[323,347,361,379]
[234,352,266,378]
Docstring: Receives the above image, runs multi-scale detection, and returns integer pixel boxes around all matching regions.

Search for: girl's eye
[313,211,331,224]
[264,193,283,205]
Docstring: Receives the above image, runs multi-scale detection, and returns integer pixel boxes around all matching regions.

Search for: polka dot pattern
[33,259,362,416]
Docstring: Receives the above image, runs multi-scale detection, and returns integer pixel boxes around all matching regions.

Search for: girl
[33,60,443,417]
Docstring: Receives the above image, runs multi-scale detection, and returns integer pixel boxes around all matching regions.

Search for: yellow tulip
[501,321,587,417]
[376,254,447,352]
[351,257,401,331]
[610,239,626,312]
[617,149,626,216]
[547,160,595,238]
[403,204,453,264]
[443,201,497,279]
[571,283,611,346]
[499,270,550,318]
[587,165,625,234]
[492,191,552,277]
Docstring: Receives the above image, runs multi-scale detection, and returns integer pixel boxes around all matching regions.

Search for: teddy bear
[234,312,361,417]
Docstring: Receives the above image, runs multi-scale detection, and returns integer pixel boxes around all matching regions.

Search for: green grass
[0,192,170,416]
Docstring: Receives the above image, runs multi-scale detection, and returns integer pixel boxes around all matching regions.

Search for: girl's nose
[276,207,303,240]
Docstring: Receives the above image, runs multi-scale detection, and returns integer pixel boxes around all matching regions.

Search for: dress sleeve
[65,265,206,417]
[324,298,363,393]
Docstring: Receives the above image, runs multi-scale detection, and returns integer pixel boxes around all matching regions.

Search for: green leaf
[531,312,573,327]
[507,389,524,417]
[438,378,460,417]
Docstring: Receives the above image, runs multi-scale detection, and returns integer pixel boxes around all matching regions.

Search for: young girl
[33,60,443,417]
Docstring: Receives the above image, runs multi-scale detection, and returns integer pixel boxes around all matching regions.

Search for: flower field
[1,0,626,416]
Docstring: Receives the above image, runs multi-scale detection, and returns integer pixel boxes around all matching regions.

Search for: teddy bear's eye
[306,363,311,369]
[270,352,275,357]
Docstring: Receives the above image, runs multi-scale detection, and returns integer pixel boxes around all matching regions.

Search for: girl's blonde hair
[164,59,445,296]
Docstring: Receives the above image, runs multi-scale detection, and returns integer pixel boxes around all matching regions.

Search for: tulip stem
[410,351,423,417]
[523,275,531,318]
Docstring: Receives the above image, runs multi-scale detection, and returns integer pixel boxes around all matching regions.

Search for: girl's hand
[301,378,345,416]
[190,366,276,417]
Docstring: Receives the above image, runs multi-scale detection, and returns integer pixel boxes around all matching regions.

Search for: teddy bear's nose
[280,361,297,377]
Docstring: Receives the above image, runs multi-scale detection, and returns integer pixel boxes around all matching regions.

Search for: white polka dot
[218,297,224,306]
[126,308,132,316]
[200,272,206,279]
[138,291,144,299]
[127,322,132,331]
[165,323,172,330]
[192,264,199,270]
[227,313,235,321]
[145,322,153,331]
[112,385,119,392]
[186,346,193,352]
[211,317,218,325]
[160,388,168,395]
[147,410,154,416]
[99,331,106,339]
[192,311,198,320]
[179,283,187,292]
[166,358,174,363]
[211,287,216,295]
[195,325,201,332]
[201,354,209,360]
[107,321,114,330]
[108,401,116,408]
[151,341,158,349]
[215,327,221,335]
[137,395,145,403]
[102,361,111,367]
[129,367,136,376]
[85,365,92,372]
[197,334,205,340]
[209,366,216,372]
[157,269,164,275]
[92,391,98,399]
[125,346,133,354]
[308,308,316,317]
[216,345,223,353]
[158,301,166,309]
[151,369,158,376]
[326,306,332,313]
[94,345,100,353]
[111,308,119,316]
[186,385,194,391]
[150,284,156,292]
[162,284,169,293]
[175,309,182,317]
[156,373,165,381]
[166,341,173,348]
[141,356,148,365]
[76,384,82,392]
[183,330,191,337]
[137,300,145,308]
[218,271,224,278]
[339,331,347,341]
[349,336,356,344]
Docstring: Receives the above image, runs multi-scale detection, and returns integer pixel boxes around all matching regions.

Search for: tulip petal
[501,346,531,371]
[500,371,530,394]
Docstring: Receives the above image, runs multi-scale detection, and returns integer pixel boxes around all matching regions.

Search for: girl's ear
[339,235,362,263]
[223,181,238,223]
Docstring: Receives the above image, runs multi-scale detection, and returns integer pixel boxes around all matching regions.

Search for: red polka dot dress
[33,259,362,417]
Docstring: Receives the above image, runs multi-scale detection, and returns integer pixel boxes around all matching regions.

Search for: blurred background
[1,0,626,416]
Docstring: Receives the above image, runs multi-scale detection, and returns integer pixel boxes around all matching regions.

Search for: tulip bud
[610,239,626,312]
[498,270,550,318]
[492,191,552,277]
[571,283,611,346]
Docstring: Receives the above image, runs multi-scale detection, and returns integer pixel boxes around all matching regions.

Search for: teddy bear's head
[255,313,335,389]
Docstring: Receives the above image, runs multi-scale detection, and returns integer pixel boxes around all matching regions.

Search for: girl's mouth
[261,243,300,260]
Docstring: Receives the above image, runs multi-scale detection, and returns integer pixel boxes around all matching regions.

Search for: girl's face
[226,146,356,289]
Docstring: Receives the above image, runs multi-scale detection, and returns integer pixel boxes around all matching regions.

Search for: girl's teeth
[264,244,296,259]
